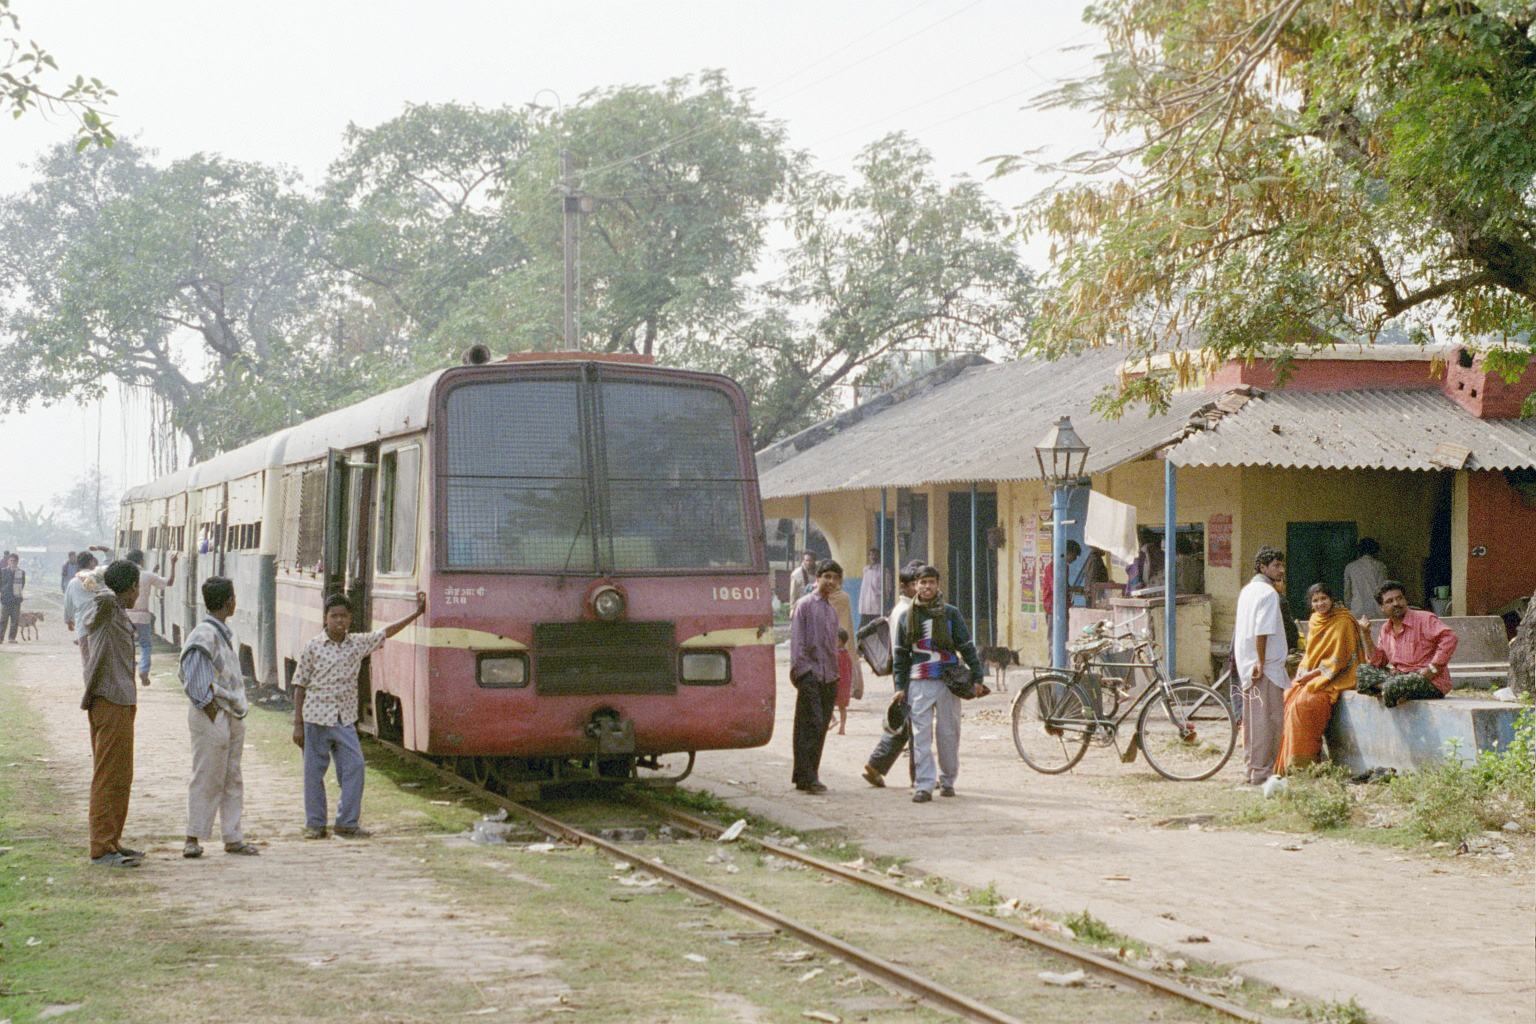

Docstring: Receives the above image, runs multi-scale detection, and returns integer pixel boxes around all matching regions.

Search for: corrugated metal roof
[755,350,1210,498]
[1167,389,1536,471]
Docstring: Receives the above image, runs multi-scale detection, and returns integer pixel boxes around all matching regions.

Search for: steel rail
[627,794,1285,1024]
[375,741,1030,1024]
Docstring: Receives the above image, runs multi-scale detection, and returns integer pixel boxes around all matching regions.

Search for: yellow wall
[765,461,1449,673]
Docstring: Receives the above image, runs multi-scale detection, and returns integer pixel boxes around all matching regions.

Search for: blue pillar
[1051,484,1069,669]
[1164,458,1177,680]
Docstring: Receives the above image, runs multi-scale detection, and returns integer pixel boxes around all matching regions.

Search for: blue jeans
[135,623,154,675]
[303,722,366,828]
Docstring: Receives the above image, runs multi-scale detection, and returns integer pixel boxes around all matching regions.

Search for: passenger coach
[119,352,776,784]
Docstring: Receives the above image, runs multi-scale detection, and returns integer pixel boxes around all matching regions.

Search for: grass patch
[1387,706,1534,844]
[1063,908,1118,943]
[0,659,488,1023]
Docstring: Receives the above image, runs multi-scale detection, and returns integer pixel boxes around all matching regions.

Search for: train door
[322,446,378,725]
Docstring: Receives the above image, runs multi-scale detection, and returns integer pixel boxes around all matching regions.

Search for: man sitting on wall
[1357,581,1459,708]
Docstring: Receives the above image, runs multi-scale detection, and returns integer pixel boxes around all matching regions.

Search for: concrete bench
[1324,691,1524,774]
[1365,614,1510,687]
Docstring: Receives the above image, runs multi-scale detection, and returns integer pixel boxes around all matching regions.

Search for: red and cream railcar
[120,353,776,779]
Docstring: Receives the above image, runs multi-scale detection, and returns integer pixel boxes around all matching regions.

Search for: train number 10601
[711,586,762,602]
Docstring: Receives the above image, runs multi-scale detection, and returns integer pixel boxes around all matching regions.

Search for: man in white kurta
[1233,547,1289,784]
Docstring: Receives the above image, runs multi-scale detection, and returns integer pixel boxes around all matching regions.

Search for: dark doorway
[1424,472,1454,607]
[1284,521,1358,621]
[947,490,999,646]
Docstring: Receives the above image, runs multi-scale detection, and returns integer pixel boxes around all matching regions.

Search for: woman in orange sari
[1275,583,1364,774]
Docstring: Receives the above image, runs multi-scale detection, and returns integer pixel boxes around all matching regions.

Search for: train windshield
[441,373,757,573]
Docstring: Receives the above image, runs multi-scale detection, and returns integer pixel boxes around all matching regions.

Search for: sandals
[183,839,203,858]
[223,842,261,856]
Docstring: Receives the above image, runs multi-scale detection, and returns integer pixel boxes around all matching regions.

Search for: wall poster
[1208,513,1233,568]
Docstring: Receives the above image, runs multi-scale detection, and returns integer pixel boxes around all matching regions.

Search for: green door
[1284,521,1358,621]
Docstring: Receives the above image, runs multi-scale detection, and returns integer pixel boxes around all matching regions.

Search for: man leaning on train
[290,591,425,839]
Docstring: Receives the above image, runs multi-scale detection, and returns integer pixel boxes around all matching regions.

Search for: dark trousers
[791,676,837,787]
[866,719,913,779]
[87,698,136,859]
[0,599,20,641]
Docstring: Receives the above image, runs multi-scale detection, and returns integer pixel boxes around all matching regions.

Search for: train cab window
[442,379,594,571]
[601,382,754,571]
[375,446,420,575]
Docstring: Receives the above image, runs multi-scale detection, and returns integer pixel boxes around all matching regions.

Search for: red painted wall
[1465,471,1536,616]
[1441,349,1534,419]
[1207,358,1443,392]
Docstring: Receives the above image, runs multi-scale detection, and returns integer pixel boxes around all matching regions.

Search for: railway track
[379,740,1288,1024]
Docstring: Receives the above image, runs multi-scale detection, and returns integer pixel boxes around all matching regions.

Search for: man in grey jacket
[179,576,258,858]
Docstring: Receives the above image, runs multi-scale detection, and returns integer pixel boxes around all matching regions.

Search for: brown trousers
[87,698,136,858]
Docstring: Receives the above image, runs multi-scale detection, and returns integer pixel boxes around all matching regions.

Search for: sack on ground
[941,662,990,700]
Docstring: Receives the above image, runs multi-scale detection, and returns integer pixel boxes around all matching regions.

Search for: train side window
[375,446,420,575]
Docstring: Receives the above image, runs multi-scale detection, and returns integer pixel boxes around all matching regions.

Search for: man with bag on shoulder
[892,565,985,803]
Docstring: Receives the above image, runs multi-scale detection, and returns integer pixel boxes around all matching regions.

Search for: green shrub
[1064,908,1117,943]
[1281,762,1353,830]
[1390,702,1534,844]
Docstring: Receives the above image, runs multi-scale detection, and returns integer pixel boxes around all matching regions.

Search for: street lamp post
[1034,416,1090,669]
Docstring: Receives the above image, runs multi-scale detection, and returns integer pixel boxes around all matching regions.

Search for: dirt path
[5,630,567,1016]
[689,656,1535,1024]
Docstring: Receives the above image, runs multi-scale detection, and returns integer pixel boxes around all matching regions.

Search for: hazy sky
[0,0,1105,515]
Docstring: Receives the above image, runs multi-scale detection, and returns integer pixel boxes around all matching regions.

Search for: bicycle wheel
[1136,681,1237,781]
[1011,674,1094,774]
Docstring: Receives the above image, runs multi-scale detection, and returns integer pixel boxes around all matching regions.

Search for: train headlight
[590,584,626,622]
[680,650,730,685]
[477,652,528,688]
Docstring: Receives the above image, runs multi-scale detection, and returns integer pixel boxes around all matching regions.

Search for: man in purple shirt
[1357,580,1460,708]
[789,559,843,794]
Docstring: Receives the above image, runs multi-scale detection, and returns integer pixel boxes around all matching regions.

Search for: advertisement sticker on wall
[1208,513,1233,568]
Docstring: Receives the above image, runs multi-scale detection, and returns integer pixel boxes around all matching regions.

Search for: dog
[980,645,1020,693]
[17,610,44,641]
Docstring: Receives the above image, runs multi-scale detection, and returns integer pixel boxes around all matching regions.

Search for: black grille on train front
[533,621,677,695]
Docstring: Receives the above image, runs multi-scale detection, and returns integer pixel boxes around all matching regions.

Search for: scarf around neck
[907,590,953,650]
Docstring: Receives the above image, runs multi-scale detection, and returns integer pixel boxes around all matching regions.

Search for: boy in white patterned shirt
[291,591,425,839]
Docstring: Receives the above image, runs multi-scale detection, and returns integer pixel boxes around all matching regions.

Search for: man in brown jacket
[80,559,142,867]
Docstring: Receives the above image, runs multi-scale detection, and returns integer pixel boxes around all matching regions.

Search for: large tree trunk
[1511,590,1536,698]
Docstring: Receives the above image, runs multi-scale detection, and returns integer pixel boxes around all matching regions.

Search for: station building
[755,343,1536,682]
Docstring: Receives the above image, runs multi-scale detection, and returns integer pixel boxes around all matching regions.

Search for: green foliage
[735,133,1035,445]
[1280,762,1354,830]
[0,143,394,458]
[1307,997,1370,1024]
[0,500,61,547]
[1003,1,1536,413]
[1390,704,1534,843]
[323,101,533,353]
[482,71,796,359]
[1064,908,1117,943]
[0,0,114,147]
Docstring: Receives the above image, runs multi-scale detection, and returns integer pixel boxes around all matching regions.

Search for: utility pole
[561,149,579,352]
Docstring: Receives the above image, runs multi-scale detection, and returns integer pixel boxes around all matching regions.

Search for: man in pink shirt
[1357,580,1459,708]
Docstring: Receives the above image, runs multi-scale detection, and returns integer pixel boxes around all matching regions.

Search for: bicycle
[1010,621,1237,781]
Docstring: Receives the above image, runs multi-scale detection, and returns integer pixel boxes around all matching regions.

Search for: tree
[51,466,115,539]
[721,134,1035,446]
[323,102,533,359]
[1006,0,1536,411]
[0,501,63,548]
[1,0,113,147]
[0,147,385,457]
[476,71,798,357]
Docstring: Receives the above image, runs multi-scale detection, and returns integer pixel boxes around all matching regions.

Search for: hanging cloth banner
[1084,490,1138,565]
